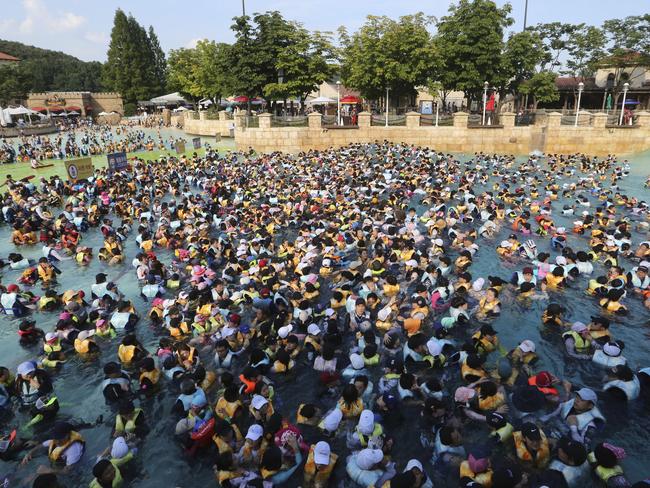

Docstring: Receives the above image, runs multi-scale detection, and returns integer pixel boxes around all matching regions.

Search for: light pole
[482,81,488,126]
[385,86,390,127]
[574,81,584,127]
[523,0,529,30]
[242,0,246,16]
[619,82,629,126]
[435,101,439,127]
[336,80,341,126]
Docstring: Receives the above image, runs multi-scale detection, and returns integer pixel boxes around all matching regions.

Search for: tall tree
[501,30,547,108]
[167,47,201,102]
[263,28,336,110]
[103,9,160,113]
[435,0,512,102]
[520,72,560,109]
[340,13,439,102]
[148,26,167,95]
[0,64,30,106]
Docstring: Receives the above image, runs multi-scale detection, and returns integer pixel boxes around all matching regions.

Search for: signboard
[215,133,221,142]
[65,157,94,180]
[421,101,433,115]
[107,151,128,173]
[175,141,186,154]
[192,137,202,149]
[45,95,65,107]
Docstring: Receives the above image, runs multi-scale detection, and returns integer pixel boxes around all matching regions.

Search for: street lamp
[574,81,584,127]
[619,82,629,126]
[482,81,488,125]
[435,100,439,127]
[336,80,341,125]
[385,87,390,127]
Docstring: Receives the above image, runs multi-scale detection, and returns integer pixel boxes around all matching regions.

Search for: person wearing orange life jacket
[527,371,571,405]
[513,422,550,469]
[304,440,338,488]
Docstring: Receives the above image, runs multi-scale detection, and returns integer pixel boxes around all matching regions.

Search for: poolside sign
[65,157,94,180]
[192,137,201,149]
[107,151,128,173]
[175,141,186,154]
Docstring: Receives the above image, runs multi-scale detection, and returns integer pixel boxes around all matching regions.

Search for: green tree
[531,22,581,71]
[264,28,336,111]
[520,71,560,109]
[167,47,202,102]
[600,15,650,103]
[435,0,513,101]
[340,13,439,103]
[103,9,161,113]
[148,26,167,94]
[0,63,30,106]
[501,30,546,108]
[194,41,232,106]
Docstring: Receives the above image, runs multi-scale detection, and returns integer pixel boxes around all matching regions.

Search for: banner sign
[192,137,201,149]
[175,141,186,154]
[107,151,128,173]
[65,157,94,180]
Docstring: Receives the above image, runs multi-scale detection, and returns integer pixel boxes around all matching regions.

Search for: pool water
[0,144,649,487]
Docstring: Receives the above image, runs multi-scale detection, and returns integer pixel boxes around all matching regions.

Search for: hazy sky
[0,0,647,61]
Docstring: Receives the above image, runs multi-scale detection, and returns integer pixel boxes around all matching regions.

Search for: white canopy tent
[0,106,7,126]
[98,111,110,116]
[173,106,189,112]
[150,92,187,106]
[306,96,335,104]
[7,106,34,115]
[67,110,80,115]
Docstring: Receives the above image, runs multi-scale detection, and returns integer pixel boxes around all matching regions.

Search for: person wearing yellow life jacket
[599,288,628,316]
[475,380,506,412]
[472,324,499,355]
[348,409,383,450]
[588,443,630,487]
[36,258,57,285]
[114,399,147,438]
[304,440,338,488]
[21,421,85,467]
[138,357,160,393]
[214,385,243,423]
[212,419,244,455]
[459,446,493,488]
[461,353,488,383]
[513,422,550,469]
[73,329,99,355]
[117,334,147,367]
[563,322,593,359]
[486,412,514,444]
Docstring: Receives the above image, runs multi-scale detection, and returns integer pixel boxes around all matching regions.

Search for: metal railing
[515,112,536,126]
[371,115,406,126]
[244,116,259,128]
[322,115,337,126]
[420,115,453,126]
[467,113,500,126]
[271,116,308,127]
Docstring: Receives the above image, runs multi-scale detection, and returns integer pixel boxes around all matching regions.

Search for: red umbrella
[31,107,47,112]
[340,96,361,104]
[48,107,64,112]
[65,106,81,111]
[233,96,249,103]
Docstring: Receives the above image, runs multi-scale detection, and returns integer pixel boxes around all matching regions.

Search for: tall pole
[336,81,341,126]
[385,87,389,127]
[242,0,246,16]
[523,0,529,30]
[575,81,583,127]
[619,82,629,126]
[435,101,439,127]
[482,81,488,126]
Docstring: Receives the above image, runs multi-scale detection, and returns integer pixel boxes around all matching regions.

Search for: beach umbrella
[307,96,335,104]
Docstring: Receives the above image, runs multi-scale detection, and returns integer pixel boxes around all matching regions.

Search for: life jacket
[337,398,364,418]
[355,423,383,447]
[560,400,605,432]
[513,430,550,468]
[461,362,487,382]
[1,293,25,316]
[115,408,143,434]
[599,298,626,313]
[545,273,564,288]
[478,297,500,315]
[346,453,383,487]
[515,271,537,286]
[48,431,84,463]
[459,460,493,488]
[592,350,626,368]
[118,344,136,364]
[595,464,624,483]
[489,422,514,443]
[629,269,650,289]
[383,283,400,297]
[74,338,94,354]
[548,459,589,488]
[603,377,640,401]
[238,374,257,394]
[477,391,505,412]
[37,264,54,282]
[111,312,132,330]
[212,424,243,454]
[304,445,338,483]
[589,329,610,341]
[562,331,591,354]
[215,397,242,422]
[44,341,62,355]
[38,296,57,310]
[528,376,559,396]
[472,332,498,354]
[139,369,160,387]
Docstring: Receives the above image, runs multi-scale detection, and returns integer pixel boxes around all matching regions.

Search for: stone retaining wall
[227,111,650,156]
[184,111,234,137]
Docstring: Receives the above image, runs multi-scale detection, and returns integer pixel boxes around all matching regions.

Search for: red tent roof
[48,107,64,112]
[65,106,81,111]
[31,107,47,112]
[340,95,361,104]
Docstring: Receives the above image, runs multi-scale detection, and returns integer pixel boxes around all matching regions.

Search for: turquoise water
[0,142,648,487]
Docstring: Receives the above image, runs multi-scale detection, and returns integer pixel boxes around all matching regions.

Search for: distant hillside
[0,39,103,92]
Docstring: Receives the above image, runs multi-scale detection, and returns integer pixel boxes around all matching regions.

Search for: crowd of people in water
[0,125,185,165]
[0,139,649,488]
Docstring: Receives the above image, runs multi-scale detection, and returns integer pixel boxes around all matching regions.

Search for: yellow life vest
[562,331,591,354]
[461,363,487,382]
[490,422,514,443]
[304,445,338,483]
[513,430,550,468]
[118,344,135,364]
[337,398,364,418]
[477,391,505,412]
[48,431,84,463]
[115,408,143,434]
[74,338,93,354]
[140,369,160,386]
[356,423,383,447]
[459,460,493,488]
[212,424,243,454]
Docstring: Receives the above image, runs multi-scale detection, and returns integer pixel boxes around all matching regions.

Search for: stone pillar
[405,111,421,128]
[500,112,515,127]
[592,112,608,128]
[577,111,591,126]
[308,112,322,129]
[453,112,469,128]
[218,111,228,121]
[162,108,171,126]
[234,113,246,130]
[199,111,207,121]
[357,111,371,127]
[546,112,562,127]
[258,113,272,129]
[533,111,547,127]
[634,111,650,127]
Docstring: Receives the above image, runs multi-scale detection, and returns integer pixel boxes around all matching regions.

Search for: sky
[0,0,647,62]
